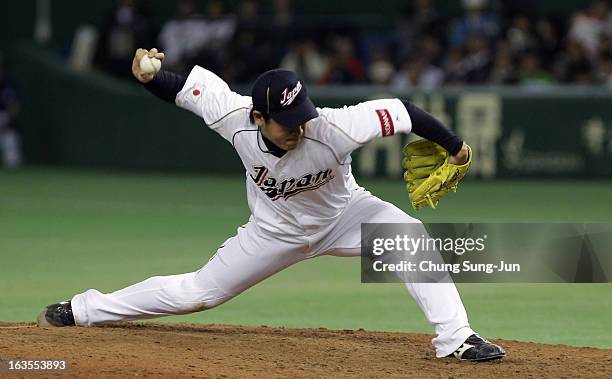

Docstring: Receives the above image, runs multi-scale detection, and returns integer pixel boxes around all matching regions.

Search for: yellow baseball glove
[402,139,472,210]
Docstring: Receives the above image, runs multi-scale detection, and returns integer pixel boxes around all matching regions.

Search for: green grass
[1,168,611,348]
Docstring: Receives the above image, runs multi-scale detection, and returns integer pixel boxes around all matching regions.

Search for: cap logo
[280,81,302,107]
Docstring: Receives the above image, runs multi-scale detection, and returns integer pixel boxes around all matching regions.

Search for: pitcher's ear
[252,110,266,127]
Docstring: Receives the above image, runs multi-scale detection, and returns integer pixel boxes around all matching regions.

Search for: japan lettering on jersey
[250,165,334,200]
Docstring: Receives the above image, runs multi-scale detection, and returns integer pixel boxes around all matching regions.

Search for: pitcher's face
[254,112,305,151]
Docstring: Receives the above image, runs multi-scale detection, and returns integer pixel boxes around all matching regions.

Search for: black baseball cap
[251,69,319,128]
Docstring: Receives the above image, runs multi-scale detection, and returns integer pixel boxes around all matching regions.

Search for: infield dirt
[0,322,610,378]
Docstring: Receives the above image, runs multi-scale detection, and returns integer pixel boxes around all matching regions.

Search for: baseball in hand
[139,55,162,75]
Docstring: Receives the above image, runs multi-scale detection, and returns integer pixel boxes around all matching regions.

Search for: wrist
[449,143,469,165]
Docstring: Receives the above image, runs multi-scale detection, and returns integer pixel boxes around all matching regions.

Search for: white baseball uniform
[71,66,474,357]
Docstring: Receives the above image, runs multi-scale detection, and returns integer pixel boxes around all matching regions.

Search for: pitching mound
[0,323,610,378]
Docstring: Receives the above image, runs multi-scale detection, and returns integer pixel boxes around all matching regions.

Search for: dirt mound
[0,322,610,378]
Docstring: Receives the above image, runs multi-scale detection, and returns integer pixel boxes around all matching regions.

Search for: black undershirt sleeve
[401,100,463,156]
[141,70,187,103]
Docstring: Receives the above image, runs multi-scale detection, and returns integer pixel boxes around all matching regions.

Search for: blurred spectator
[489,41,518,84]
[320,36,367,84]
[554,40,594,83]
[0,53,22,168]
[518,51,557,87]
[414,34,444,66]
[391,55,444,90]
[158,0,205,72]
[569,0,612,58]
[192,0,236,72]
[95,0,156,78]
[598,33,612,58]
[158,0,235,75]
[463,35,493,83]
[224,0,266,82]
[280,39,328,83]
[269,0,296,68]
[534,17,562,67]
[598,53,612,86]
[445,35,492,84]
[443,46,467,84]
[273,0,294,30]
[506,14,537,53]
[368,48,395,85]
[395,0,443,62]
[225,0,296,82]
[449,0,499,47]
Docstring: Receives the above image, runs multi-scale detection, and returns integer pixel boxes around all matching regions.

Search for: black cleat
[37,301,76,327]
[449,334,506,362]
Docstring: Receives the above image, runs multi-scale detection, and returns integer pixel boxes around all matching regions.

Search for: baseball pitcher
[37,48,505,362]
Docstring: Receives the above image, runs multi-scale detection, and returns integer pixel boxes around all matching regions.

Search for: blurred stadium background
[0,0,611,348]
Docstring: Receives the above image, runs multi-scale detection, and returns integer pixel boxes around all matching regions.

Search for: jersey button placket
[276,153,289,170]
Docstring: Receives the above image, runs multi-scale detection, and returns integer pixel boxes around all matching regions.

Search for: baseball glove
[402,139,472,210]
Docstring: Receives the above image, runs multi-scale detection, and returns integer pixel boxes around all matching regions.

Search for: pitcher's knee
[162,294,228,315]
[200,292,232,310]
[172,274,234,313]
[176,293,231,314]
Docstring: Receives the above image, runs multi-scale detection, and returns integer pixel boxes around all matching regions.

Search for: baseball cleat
[449,334,506,362]
[37,301,76,327]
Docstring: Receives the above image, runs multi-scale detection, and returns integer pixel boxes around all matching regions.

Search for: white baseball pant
[71,190,474,357]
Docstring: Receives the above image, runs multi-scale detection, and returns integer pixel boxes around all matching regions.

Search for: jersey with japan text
[175,66,413,237]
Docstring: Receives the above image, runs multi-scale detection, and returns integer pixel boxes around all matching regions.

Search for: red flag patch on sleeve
[375,109,395,137]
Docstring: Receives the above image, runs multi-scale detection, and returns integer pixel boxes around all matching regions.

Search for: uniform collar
[258,129,287,158]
